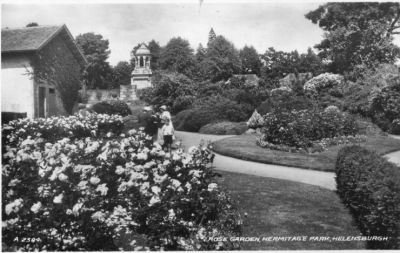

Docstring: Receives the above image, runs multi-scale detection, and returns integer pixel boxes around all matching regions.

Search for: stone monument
[131,43,152,90]
[119,43,152,101]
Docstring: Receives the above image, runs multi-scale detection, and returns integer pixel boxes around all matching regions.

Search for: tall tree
[239,45,262,75]
[208,28,216,45]
[112,61,132,86]
[306,2,400,74]
[158,37,195,77]
[147,40,161,70]
[202,35,242,82]
[298,47,325,75]
[195,43,207,62]
[76,32,112,89]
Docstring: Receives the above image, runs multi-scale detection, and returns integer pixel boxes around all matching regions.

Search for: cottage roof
[1,25,87,66]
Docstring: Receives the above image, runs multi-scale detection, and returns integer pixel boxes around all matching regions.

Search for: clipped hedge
[335,146,400,249]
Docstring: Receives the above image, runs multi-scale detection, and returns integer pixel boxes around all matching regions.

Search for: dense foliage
[111,61,132,87]
[260,47,325,86]
[369,77,400,134]
[92,101,132,117]
[158,37,196,78]
[335,146,400,249]
[148,71,196,114]
[256,89,314,115]
[303,73,345,109]
[306,2,400,75]
[239,45,262,75]
[199,35,242,82]
[2,115,242,251]
[257,106,363,152]
[76,33,112,89]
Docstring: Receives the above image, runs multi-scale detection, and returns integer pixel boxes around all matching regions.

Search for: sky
[2,1,399,66]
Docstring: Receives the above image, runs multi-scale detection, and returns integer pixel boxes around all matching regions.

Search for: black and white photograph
[1,0,400,251]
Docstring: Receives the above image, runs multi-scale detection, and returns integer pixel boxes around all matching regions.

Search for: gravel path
[176,131,400,190]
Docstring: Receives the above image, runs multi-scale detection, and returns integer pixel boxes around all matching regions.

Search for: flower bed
[2,115,241,251]
[256,107,364,153]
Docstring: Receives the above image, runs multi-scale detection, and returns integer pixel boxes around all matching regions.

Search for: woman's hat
[143,106,152,111]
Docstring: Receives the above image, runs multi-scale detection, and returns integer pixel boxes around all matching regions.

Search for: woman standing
[156,105,171,145]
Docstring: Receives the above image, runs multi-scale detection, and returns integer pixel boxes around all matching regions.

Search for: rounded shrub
[199,121,248,135]
[92,101,131,117]
[108,101,132,116]
[179,109,220,132]
[91,101,116,115]
[335,146,400,249]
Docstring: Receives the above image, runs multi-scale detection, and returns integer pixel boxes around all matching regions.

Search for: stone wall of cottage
[33,32,83,117]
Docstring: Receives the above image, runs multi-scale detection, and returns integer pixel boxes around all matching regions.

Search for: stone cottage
[1,24,87,121]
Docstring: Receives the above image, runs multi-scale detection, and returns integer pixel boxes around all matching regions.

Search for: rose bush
[2,115,242,251]
[2,113,124,145]
[256,107,363,152]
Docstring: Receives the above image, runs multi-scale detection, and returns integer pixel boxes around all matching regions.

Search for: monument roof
[135,43,151,55]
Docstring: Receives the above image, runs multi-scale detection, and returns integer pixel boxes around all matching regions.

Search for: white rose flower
[53,193,64,204]
[153,173,168,184]
[58,173,68,182]
[8,179,21,187]
[5,198,23,215]
[30,202,42,214]
[96,183,109,196]
[189,170,202,178]
[137,152,148,160]
[149,196,160,206]
[188,146,198,154]
[182,156,192,165]
[140,182,150,193]
[72,203,83,216]
[207,183,218,192]
[185,182,192,192]
[90,176,101,185]
[115,165,125,175]
[91,211,106,222]
[77,181,88,190]
[170,179,181,189]
[172,153,181,161]
[168,209,176,220]
[151,186,161,195]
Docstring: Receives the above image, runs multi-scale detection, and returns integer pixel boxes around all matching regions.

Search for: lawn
[213,170,365,250]
[212,134,400,172]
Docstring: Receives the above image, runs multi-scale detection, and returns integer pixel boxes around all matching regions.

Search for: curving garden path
[386,135,400,165]
[176,131,400,191]
[176,131,337,190]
